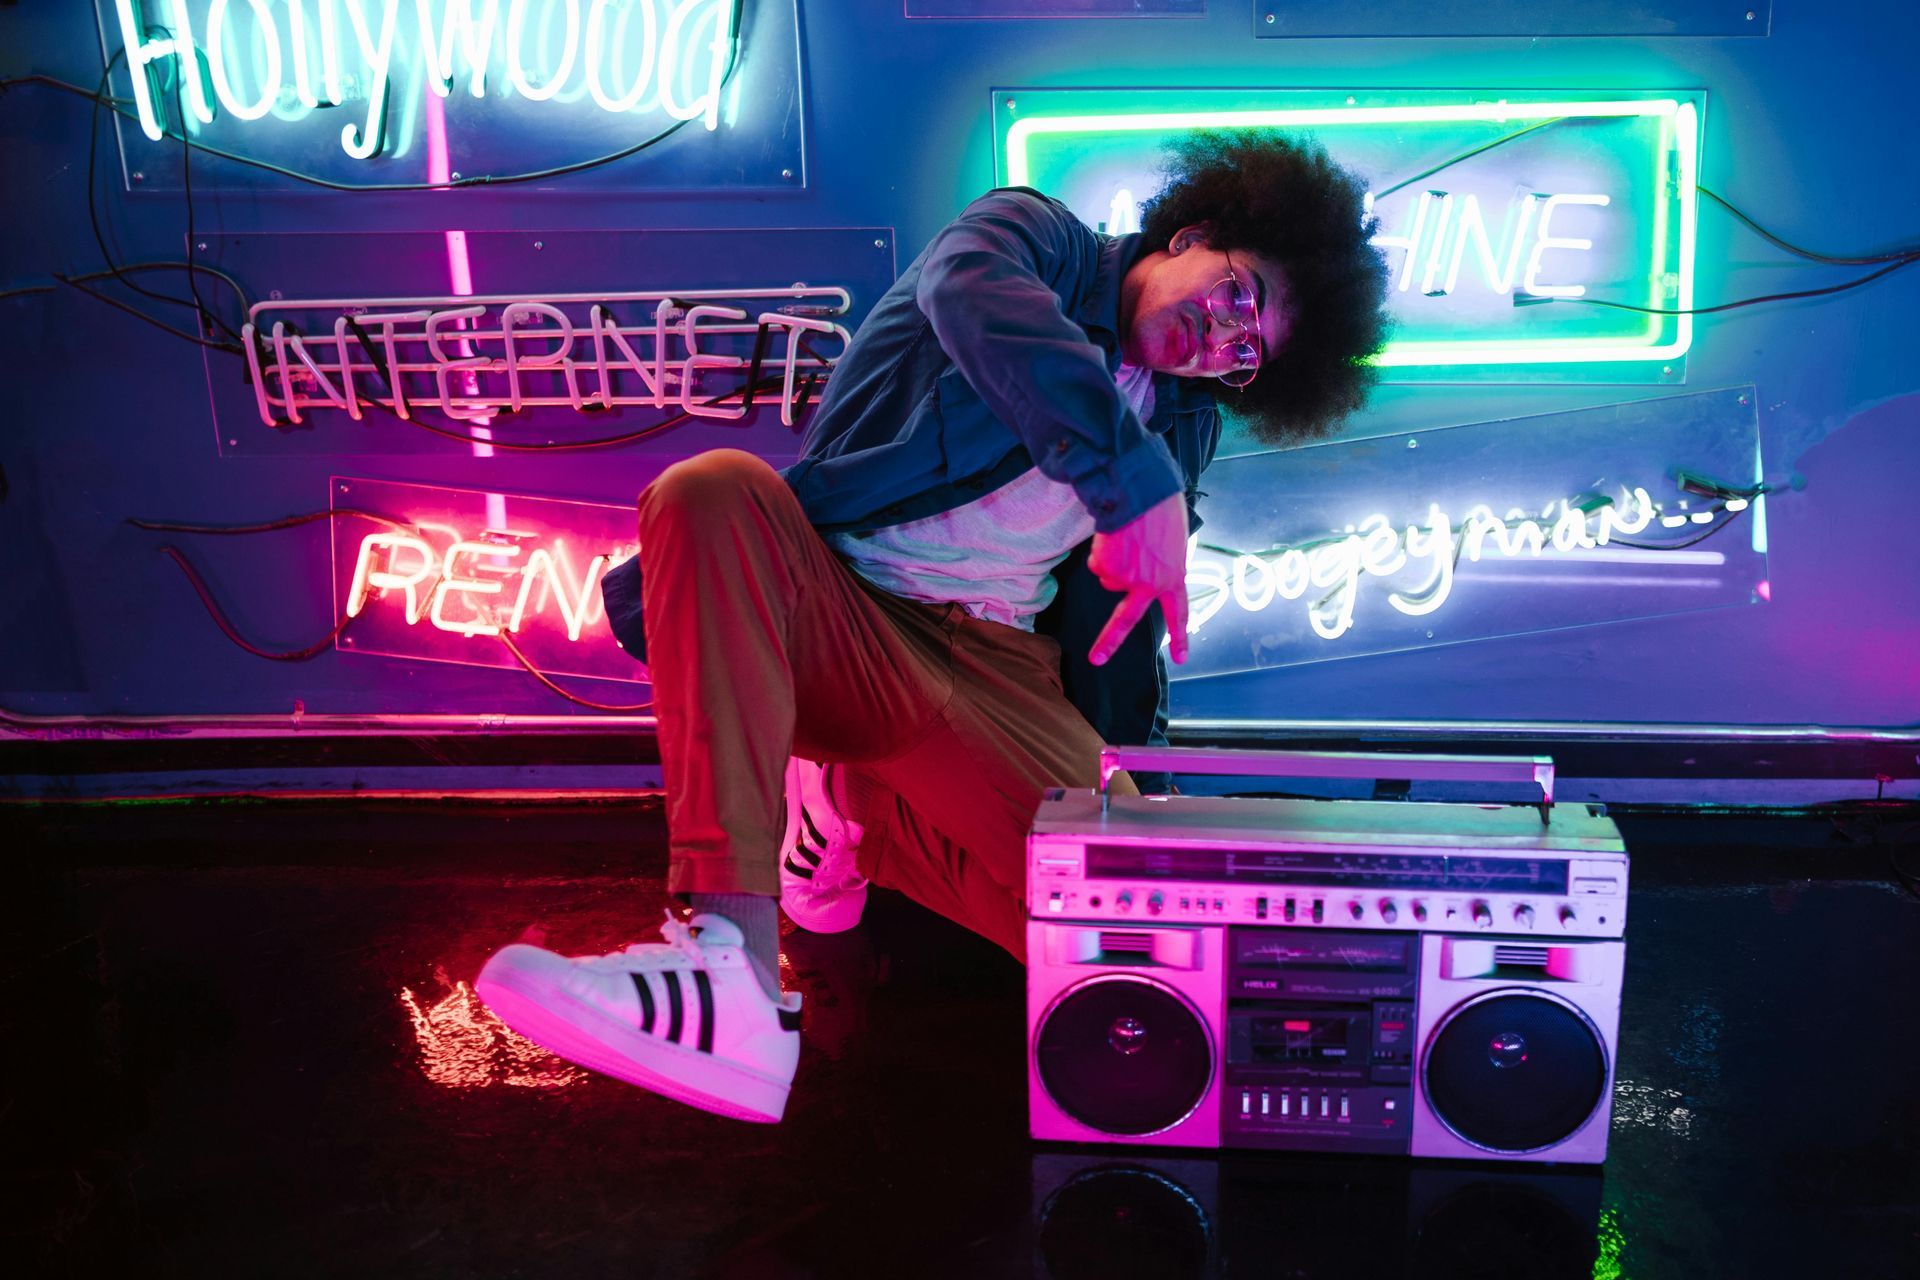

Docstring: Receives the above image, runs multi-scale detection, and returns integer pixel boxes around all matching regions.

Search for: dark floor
[5,798,1918,1279]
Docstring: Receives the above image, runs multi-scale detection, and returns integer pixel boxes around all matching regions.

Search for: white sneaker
[779,757,870,934]
[475,913,802,1123]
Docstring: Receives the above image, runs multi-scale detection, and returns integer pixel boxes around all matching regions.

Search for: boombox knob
[1471,901,1493,929]
[1513,904,1537,929]
[1379,900,1400,924]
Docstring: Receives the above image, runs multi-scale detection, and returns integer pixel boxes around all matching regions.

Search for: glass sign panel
[96,0,805,191]
[1176,387,1769,677]
[994,88,1704,383]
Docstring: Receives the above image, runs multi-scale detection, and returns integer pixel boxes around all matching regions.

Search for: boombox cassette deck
[1027,748,1628,1164]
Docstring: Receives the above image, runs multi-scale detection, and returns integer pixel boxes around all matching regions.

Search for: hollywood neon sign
[998,93,1701,373]
[110,0,742,159]
[245,287,851,428]
[1185,486,1750,642]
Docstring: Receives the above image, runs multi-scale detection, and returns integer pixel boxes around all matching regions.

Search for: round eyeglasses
[1207,253,1265,389]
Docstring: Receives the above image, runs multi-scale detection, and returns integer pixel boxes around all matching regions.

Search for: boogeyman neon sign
[109,0,742,159]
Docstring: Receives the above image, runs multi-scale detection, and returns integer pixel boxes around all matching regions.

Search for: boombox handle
[1097,746,1556,824]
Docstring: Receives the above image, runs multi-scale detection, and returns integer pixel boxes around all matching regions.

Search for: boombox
[1028,748,1627,1164]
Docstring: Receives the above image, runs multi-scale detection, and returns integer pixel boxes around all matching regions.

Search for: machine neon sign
[110,0,742,158]
[999,94,1702,374]
[244,287,851,429]
[330,478,642,682]
[1185,486,1750,643]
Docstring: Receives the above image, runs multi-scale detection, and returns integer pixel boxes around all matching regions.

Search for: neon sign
[1184,486,1751,642]
[994,90,1702,381]
[245,287,851,429]
[330,478,643,682]
[107,0,748,162]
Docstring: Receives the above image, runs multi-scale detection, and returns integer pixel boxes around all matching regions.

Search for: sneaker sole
[782,882,869,934]
[475,964,792,1123]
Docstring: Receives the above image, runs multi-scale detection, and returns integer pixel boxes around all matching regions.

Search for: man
[475,132,1391,1123]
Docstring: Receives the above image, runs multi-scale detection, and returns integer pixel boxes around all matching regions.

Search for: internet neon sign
[997,92,1702,376]
[109,0,742,159]
[1184,485,1751,643]
[331,477,642,682]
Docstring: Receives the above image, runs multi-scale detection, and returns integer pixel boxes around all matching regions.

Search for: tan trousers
[635,450,1132,960]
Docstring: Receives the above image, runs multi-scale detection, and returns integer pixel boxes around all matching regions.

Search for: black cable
[128,507,411,535]
[53,272,242,352]
[1544,254,1919,317]
[496,631,653,712]
[178,76,225,345]
[85,52,201,322]
[1700,187,1920,266]
[154,543,354,661]
[1371,117,1567,203]
[0,284,57,301]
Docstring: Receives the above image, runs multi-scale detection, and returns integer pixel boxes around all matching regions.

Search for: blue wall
[2,2,1914,730]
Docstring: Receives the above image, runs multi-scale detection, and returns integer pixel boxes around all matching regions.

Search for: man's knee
[637,449,784,534]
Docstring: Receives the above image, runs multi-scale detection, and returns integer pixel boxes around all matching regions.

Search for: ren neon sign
[109,0,743,159]
[330,478,643,683]
[996,90,1703,380]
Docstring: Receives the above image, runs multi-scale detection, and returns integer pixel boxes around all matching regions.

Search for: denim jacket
[604,188,1221,757]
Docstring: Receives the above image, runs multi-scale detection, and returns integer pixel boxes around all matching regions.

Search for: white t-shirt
[826,364,1156,630]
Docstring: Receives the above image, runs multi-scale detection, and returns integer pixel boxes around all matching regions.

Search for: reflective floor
[5,799,1917,1278]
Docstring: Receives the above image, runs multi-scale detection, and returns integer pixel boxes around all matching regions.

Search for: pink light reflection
[400,979,588,1090]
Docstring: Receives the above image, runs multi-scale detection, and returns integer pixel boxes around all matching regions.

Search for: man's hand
[1086,492,1190,667]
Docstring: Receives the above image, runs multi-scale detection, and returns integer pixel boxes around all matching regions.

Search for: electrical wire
[1371,117,1567,203]
[496,630,653,712]
[52,272,241,352]
[84,52,211,327]
[1699,187,1920,265]
[1544,254,1919,317]
[128,508,412,535]
[154,543,355,662]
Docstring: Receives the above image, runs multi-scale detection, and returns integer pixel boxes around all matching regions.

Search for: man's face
[1120,227,1291,382]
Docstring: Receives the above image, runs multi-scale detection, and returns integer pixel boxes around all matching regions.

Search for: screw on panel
[1265,13,1276,23]
[227,439,238,447]
[781,168,794,180]
[450,171,461,181]
[1006,100,1016,112]
[1738,394,1751,406]
[1407,438,1419,449]
[873,238,885,249]
[197,241,207,251]
[269,289,283,300]
[533,240,544,250]
[131,171,145,183]
[1746,10,1755,19]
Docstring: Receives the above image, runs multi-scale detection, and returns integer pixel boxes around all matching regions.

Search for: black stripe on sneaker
[793,837,825,867]
[800,804,829,853]
[783,854,816,880]
[665,970,685,1044]
[692,970,715,1054]
[631,973,656,1033]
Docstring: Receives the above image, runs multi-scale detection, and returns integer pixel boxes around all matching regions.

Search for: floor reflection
[400,975,588,1090]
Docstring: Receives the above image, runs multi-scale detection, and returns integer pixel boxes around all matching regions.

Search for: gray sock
[689,892,782,999]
